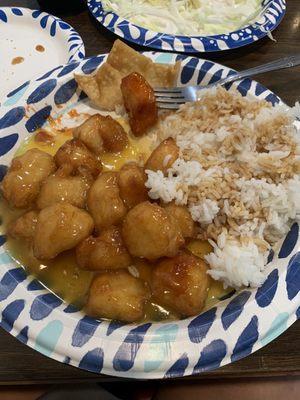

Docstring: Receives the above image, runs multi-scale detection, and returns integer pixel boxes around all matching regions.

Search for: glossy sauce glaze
[1,118,231,321]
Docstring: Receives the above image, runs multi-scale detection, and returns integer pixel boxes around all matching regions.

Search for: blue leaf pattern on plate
[255,269,279,308]
[279,223,299,258]
[32,10,42,18]
[7,81,29,98]
[236,79,252,97]
[286,253,300,300]
[12,8,23,16]
[193,340,227,373]
[165,353,189,378]
[59,21,70,30]
[30,293,62,320]
[40,15,49,29]
[196,61,214,84]
[221,291,251,330]
[27,79,57,104]
[72,316,101,347]
[16,326,29,344]
[0,107,25,129]
[50,20,56,36]
[208,69,223,85]
[81,56,105,74]
[58,63,80,78]
[0,10,7,22]
[231,316,259,362]
[0,268,27,301]
[64,304,80,313]
[54,80,77,105]
[25,106,52,132]
[107,320,127,336]
[265,93,280,105]
[181,58,199,84]
[79,348,104,373]
[27,279,45,291]
[1,300,25,332]
[0,134,19,156]
[188,307,216,343]
[113,323,151,371]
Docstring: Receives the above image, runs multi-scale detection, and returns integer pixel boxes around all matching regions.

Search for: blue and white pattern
[0,7,85,63]
[0,53,299,379]
[87,0,286,53]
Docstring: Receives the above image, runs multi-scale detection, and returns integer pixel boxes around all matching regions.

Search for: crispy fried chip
[74,40,180,111]
[94,63,123,110]
[146,62,181,87]
[107,40,151,77]
[74,74,102,108]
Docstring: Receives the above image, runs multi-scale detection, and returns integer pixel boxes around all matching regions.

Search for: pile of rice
[145,87,300,288]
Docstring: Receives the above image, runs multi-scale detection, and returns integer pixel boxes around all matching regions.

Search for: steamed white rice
[145,87,300,288]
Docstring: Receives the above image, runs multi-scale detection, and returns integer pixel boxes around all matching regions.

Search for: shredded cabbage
[102,0,262,36]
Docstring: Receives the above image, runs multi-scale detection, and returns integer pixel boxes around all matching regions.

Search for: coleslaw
[101,0,262,36]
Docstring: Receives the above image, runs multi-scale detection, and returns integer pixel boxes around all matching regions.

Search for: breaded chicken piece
[33,203,94,260]
[121,72,158,136]
[145,138,179,174]
[86,270,150,322]
[73,114,128,154]
[163,203,195,238]
[152,252,209,317]
[54,138,102,178]
[122,201,184,260]
[87,172,127,231]
[118,162,148,209]
[1,149,56,209]
[36,169,92,210]
[8,211,38,242]
[76,226,132,271]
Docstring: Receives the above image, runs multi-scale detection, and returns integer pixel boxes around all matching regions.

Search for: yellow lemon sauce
[1,116,232,321]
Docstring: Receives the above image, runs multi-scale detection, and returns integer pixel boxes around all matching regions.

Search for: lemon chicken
[76,226,132,271]
[3,73,210,323]
[73,114,128,154]
[2,148,56,209]
[36,169,92,210]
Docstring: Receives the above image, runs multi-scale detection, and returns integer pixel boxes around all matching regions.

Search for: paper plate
[0,52,299,379]
[0,7,85,102]
[87,0,286,53]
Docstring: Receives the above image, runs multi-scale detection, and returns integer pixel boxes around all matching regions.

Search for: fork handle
[206,54,300,88]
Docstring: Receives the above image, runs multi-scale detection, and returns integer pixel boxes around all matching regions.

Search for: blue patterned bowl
[0,53,299,378]
[87,0,286,53]
[0,7,85,100]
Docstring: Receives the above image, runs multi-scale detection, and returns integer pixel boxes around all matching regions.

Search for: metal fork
[154,54,300,110]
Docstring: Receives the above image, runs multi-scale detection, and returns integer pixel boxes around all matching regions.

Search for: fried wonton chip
[146,62,181,87]
[74,74,102,108]
[107,40,151,77]
[75,40,180,111]
[94,63,123,110]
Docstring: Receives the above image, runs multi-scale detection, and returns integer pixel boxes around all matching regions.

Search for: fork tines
[154,87,185,109]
